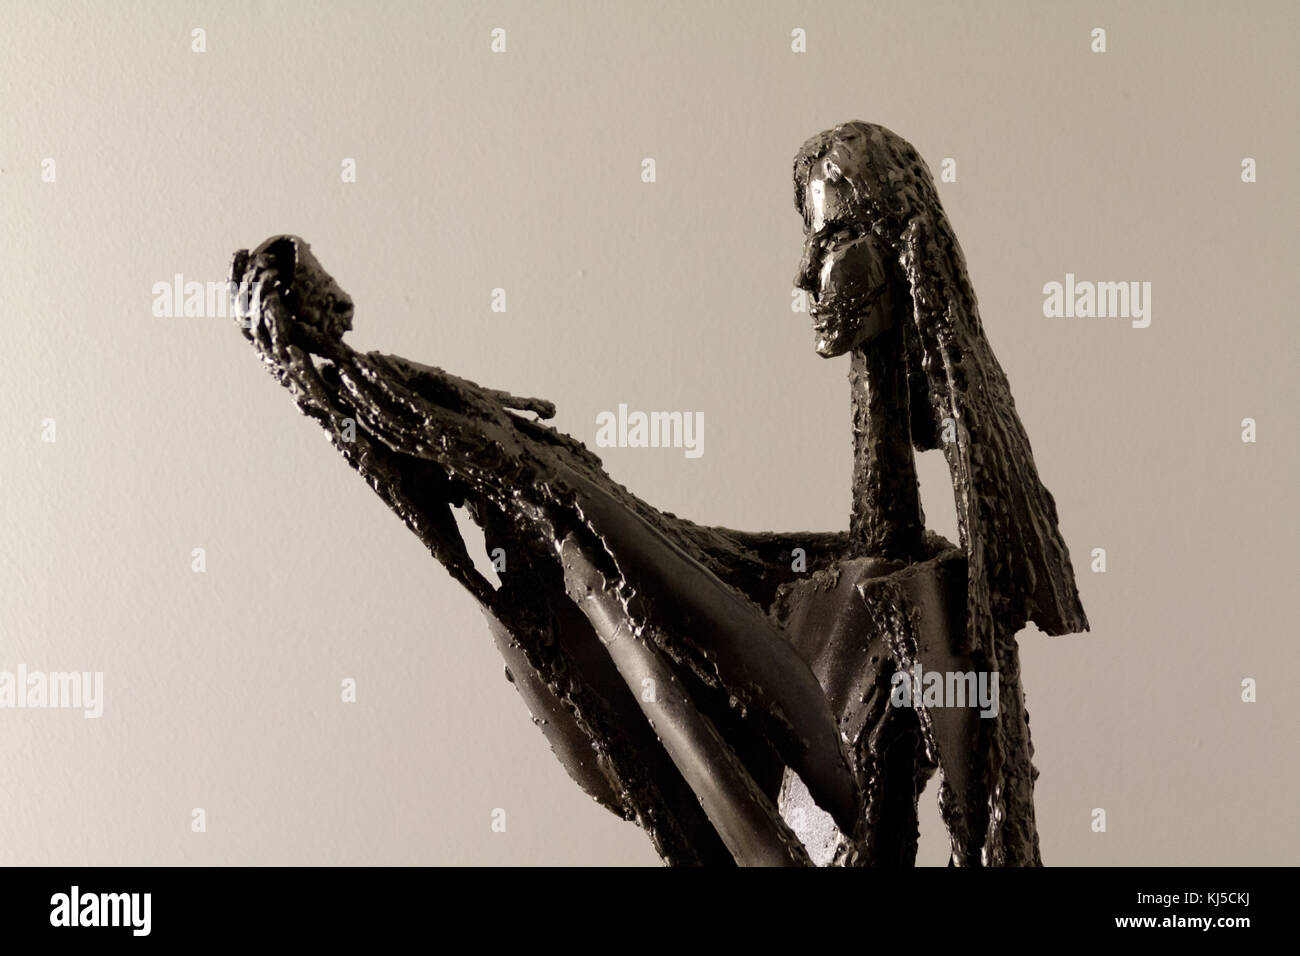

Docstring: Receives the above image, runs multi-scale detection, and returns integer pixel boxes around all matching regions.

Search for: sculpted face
[794,156,898,357]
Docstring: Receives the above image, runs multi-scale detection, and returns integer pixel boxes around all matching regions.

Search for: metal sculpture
[230,121,1087,866]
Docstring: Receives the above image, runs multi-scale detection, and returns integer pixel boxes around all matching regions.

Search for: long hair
[795,122,1088,651]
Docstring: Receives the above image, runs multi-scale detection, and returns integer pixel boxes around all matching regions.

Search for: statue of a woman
[777,122,1088,866]
[230,121,1087,866]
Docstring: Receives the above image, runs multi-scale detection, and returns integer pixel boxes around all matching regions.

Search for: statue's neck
[848,328,926,561]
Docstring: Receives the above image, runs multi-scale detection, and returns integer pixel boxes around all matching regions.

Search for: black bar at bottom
[0,865,1279,942]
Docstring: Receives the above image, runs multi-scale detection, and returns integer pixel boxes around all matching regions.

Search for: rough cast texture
[230,237,857,865]
[230,122,1087,867]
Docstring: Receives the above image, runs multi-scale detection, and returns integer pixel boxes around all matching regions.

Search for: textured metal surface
[230,121,1087,866]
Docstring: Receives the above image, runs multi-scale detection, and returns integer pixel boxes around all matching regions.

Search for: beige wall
[1,0,1295,864]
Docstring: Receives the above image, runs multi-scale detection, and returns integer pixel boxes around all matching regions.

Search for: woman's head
[792,122,939,357]
[790,121,1089,643]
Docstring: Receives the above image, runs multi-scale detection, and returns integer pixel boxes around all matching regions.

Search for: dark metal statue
[230,121,1087,866]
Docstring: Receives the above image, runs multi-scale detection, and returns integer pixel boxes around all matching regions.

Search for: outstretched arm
[230,235,860,864]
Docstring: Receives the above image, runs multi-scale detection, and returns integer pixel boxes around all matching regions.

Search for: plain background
[1,0,1295,865]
